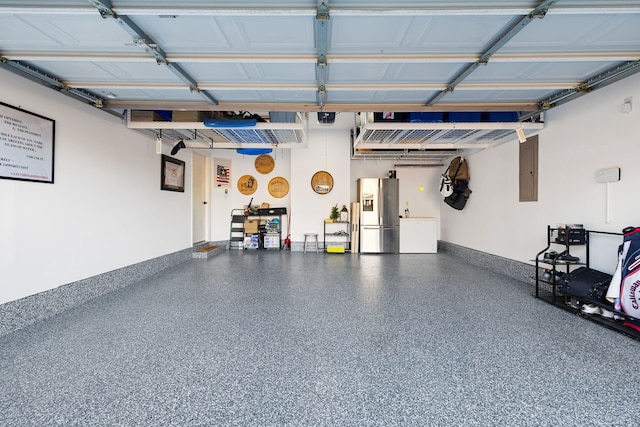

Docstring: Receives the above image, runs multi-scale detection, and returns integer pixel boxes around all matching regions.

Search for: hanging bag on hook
[447,156,469,181]
[440,156,466,197]
[439,173,453,197]
[443,156,472,210]
[444,186,472,210]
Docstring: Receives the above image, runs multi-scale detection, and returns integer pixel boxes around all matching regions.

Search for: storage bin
[447,112,482,122]
[269,112,297,123]
[263,234,280,249]
[486,112,519,122]
[243,235,259,249]
[408,112,444,123]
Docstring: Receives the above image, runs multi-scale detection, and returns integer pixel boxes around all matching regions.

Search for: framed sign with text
[0,102,55,183]
[161,155,185,192]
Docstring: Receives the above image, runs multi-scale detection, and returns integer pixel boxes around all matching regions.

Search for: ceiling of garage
[1,1,639,160]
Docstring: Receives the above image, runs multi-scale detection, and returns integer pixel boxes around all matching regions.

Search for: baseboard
[0,242,216,338]
[438,241,534,286]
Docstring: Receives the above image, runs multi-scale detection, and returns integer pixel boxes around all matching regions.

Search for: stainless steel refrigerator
[357,178,399,253]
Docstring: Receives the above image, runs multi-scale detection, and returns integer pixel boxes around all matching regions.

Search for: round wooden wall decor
[254,154,275,174]
[237,174,258,195]
[311,171,334,195]
[268,176,289,198]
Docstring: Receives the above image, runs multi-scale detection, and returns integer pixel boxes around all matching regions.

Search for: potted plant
[330,204,339,222]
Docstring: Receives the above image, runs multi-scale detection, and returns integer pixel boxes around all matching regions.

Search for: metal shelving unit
[534,226,640,341]
[323,221,350,252]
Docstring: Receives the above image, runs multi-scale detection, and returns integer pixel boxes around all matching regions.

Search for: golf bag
[606,227,640,328]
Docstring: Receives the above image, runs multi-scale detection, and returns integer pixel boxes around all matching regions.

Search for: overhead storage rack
[352,112,544,162]
[126,111,309,150]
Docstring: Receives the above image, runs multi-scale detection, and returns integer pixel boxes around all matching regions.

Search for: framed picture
[0,101,55,183]
[161,154,185,192]
[215,159,231,188]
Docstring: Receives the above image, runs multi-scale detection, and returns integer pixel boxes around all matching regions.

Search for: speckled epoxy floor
[2,251,640,426]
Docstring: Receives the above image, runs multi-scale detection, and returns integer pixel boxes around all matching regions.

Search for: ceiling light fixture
[170,139,186,155]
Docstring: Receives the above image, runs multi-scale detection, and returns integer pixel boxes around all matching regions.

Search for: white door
[192,152,207,244]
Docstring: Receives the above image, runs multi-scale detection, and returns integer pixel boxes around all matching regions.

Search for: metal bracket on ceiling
[88,0,218,106]
[425,0,558,107]
[89,0,115,19]
[521,59,640,121]
[316,1,329,20]
[317,86,327,109]
[315,1,330,110]
[0,55,105,108]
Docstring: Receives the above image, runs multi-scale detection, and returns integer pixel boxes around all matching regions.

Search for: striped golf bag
[606,227,640,329]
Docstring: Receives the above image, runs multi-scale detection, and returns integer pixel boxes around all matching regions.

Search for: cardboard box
[260,202,270,209]
[244,220,259,234]
[172,111,212,122]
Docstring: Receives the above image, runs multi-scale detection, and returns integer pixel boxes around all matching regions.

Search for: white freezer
[399,217,438,253]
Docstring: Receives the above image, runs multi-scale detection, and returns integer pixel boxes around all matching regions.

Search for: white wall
[290,114,352,243]
[441,72,640,274]
[208,149,292,242]
[0,68,192,304]
[396,167,442,222]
